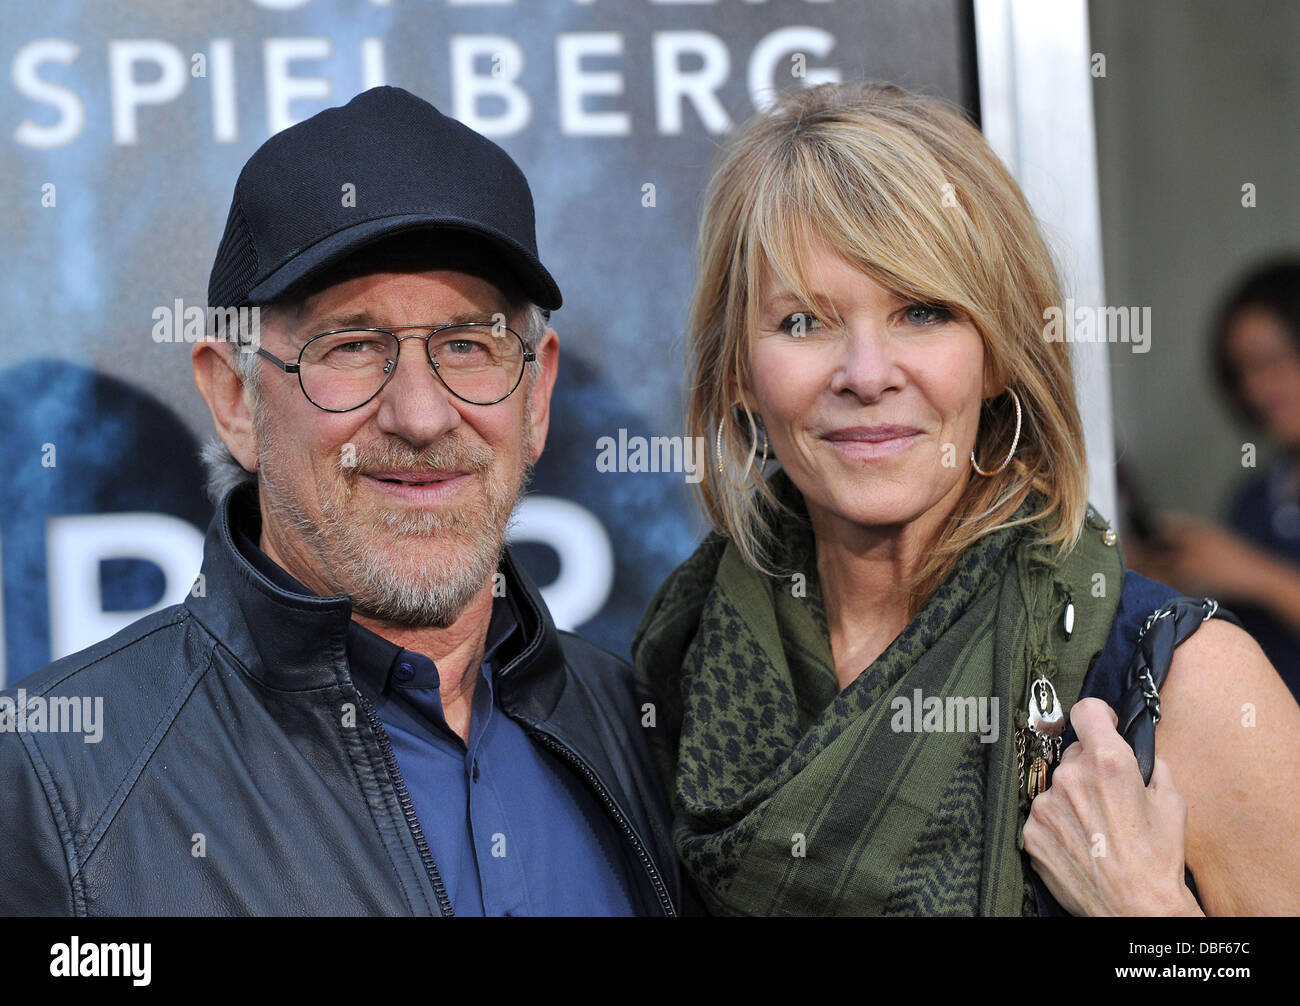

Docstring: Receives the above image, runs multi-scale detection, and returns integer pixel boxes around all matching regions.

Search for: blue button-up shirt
[234,523,639,916]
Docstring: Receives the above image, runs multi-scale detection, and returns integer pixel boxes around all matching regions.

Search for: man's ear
[525,327,560,465]
[192,341,259,472]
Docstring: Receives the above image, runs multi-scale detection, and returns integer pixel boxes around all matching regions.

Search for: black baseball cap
[207,86,561,313]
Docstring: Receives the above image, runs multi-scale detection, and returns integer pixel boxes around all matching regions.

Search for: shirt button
[473,759,480,783]
[395,661,415,682]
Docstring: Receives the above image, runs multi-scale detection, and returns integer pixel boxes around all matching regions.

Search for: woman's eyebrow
[758,290,804,309]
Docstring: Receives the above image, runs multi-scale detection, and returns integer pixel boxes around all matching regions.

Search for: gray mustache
[340,436,495,477]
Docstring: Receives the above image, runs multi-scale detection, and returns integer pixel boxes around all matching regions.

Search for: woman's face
[1226,307,1300,448]
[748,237,989,537]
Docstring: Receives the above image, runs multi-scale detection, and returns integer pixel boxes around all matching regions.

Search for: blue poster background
[0,0,977,684]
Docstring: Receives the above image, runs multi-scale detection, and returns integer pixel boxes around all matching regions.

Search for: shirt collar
[344,593,522,704]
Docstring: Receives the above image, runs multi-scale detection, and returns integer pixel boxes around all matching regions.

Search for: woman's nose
[828,325,898,401]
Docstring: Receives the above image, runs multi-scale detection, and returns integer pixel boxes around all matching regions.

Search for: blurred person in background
[1136,259,1300,701]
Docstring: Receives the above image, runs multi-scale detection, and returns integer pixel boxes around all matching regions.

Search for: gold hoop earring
[715,414,769,476]
[970,387,1022,477]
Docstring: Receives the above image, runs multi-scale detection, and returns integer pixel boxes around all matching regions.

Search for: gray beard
[257,413,532,628]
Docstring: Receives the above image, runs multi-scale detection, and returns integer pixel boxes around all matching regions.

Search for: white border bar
[974,0,1117,522]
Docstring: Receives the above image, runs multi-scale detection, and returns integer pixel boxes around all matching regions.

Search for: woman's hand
[1022,698,1203,916]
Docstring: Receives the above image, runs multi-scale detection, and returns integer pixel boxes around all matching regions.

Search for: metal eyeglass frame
[252,322,536,411]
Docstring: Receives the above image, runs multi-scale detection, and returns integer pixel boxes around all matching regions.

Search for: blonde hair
[686,81,1088,614]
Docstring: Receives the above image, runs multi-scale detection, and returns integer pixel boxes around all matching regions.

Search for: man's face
[250,266,552,628]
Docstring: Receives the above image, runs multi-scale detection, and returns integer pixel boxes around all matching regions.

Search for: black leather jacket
[0,486,680,916]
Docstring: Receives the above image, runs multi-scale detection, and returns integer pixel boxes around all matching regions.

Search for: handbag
[1117,595,1242,785]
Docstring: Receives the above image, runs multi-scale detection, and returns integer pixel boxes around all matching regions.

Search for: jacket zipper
[531,731,676,917]
[355,691,455,917]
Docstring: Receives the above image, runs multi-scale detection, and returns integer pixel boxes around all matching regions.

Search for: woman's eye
[903,304,952,326]
[778,312,819,335]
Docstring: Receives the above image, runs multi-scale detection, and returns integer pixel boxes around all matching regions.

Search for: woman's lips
[822,426,924,460]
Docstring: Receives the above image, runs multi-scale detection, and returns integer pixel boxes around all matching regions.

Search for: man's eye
[326,338,386,356]
[903,304,952,326]
[445,339,486,355]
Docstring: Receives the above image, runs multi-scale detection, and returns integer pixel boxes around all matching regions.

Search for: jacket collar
[492,542,567,718]
[185,482,354,690]
[184,481,567,696]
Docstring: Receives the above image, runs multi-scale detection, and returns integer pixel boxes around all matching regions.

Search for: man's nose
[372,336,463,445]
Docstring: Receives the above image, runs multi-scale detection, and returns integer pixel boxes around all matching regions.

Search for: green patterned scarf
[633,473,1122,916]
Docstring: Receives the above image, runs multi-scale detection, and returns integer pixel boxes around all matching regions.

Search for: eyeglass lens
[298,324,525,409]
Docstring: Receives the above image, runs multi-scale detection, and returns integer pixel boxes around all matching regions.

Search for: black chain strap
[1119,596,1240,784]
